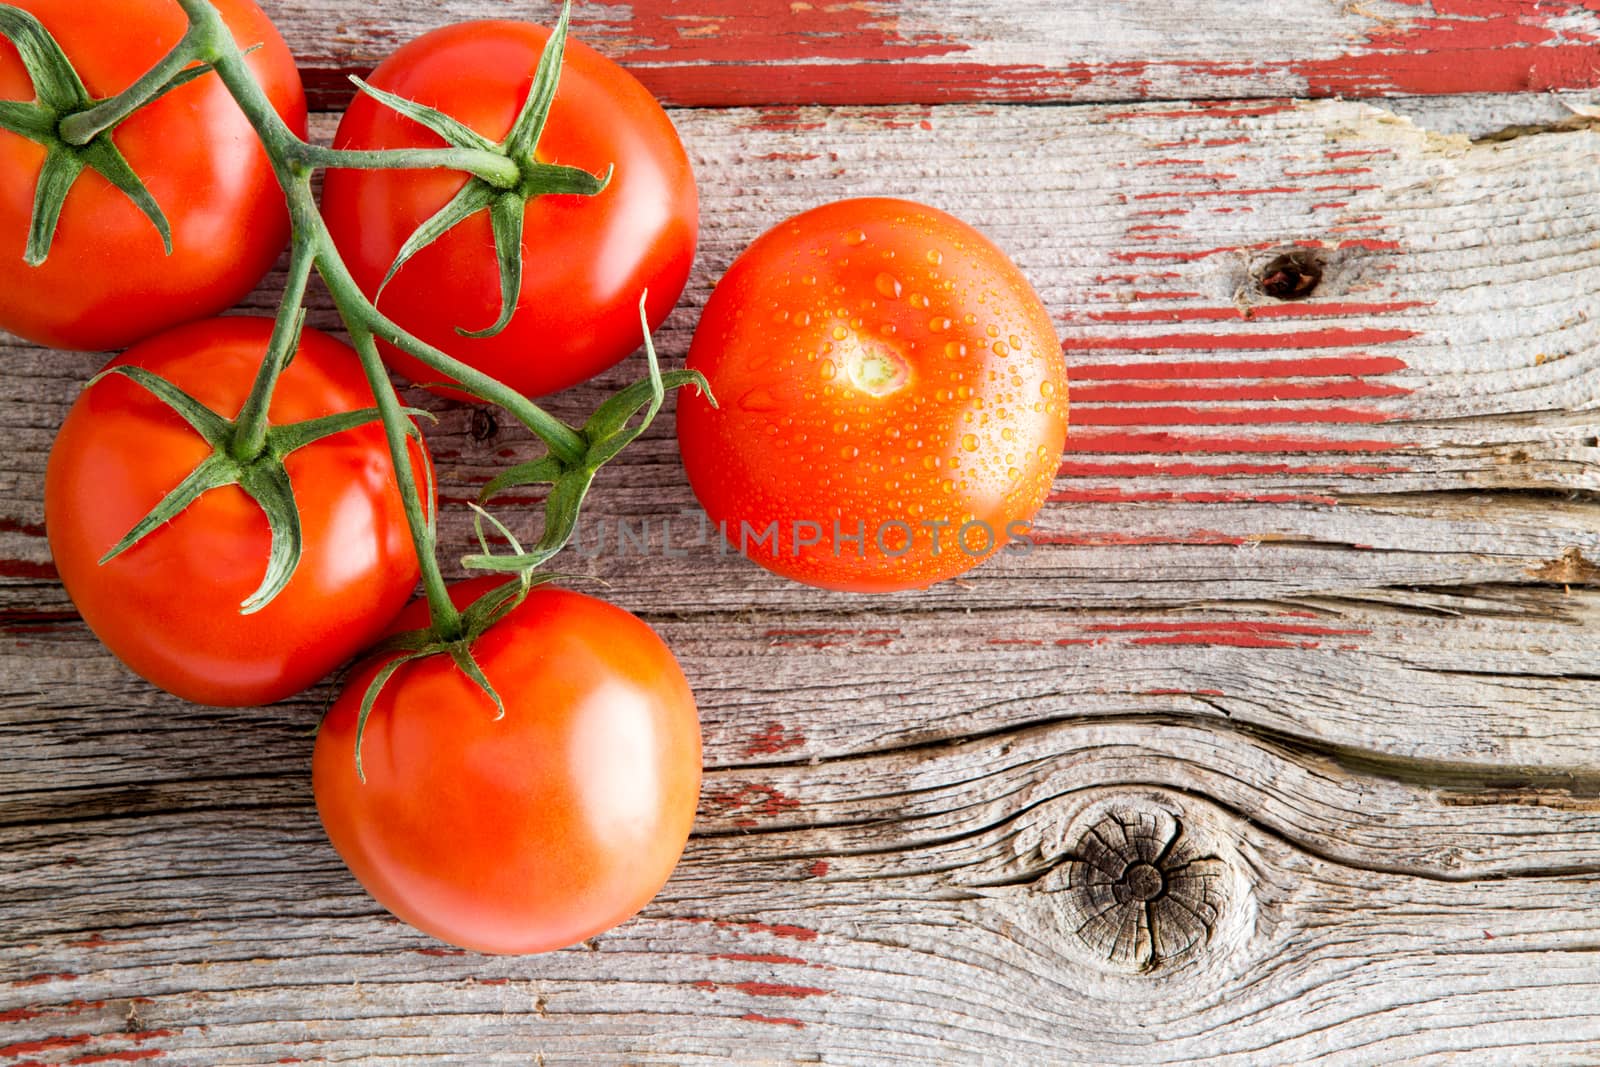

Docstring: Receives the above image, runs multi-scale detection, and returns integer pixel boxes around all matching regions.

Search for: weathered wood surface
[275,0,1600,107]
[5,4,1600,1064]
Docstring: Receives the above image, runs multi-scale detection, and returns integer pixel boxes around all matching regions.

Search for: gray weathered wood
[2,41,1599,1067]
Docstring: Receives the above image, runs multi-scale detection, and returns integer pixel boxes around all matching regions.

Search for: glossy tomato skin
[677,198,1068,592]
[45,318,427,706]
[0,0,306,351]
[321,20,698,398]
[313,579,702,955]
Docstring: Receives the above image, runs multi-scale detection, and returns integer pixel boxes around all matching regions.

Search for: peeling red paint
[706,783,801,825]
[1062,327,1416,353]
[741,1013,805,1028]
[65,934,115,950]
[1065,431,1396,455]
[1,1034,95,1058]
[1295,0,1600,96]
[10,973,77,988]
[1066,354,1409,381]
[808,860,830,877]
[716,921,820,942]
[742,722,807,758]
[713,953,810,965]
[729,982,830,999]
[1072,380,1410,403]
[66,1052,166,1065]
[1080,301,1428,325]
[1072,404,1393,426]
[0,559,58,579]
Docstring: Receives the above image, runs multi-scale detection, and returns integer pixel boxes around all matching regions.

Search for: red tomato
[677,198,1069,592]
[0,0,306,351]
[312,578,702,955]
[321,20,698,398]
[45,317,427,706]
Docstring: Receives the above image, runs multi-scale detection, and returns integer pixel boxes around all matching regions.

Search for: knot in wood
[1058,805,1226,973]
[1256,249,1323,300]
[469,408,499,442]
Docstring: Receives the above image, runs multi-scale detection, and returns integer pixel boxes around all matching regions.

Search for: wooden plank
[3,99,1596,612]
[270,0,1600,108]
[3,86,1600,1066]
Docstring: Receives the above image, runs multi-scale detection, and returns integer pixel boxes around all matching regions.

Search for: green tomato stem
[344,319,464,643]
[229,231,315,461]
[294,143,522,190]
[56,29,203,145]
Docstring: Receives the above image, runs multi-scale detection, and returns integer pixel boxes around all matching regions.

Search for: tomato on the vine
[0,0,306,351]
[313,578,702,955]
[45,317,428,707]
[321,19,698,398]
[677,198,1068,592]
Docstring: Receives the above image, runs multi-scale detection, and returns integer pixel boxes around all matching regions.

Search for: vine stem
[148,0,597,637]
[56,28,204,145]
[230,234,315,460]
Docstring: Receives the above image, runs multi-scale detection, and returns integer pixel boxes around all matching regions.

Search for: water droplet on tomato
[739,388,779,412]
[929,317,952,333]
[961,434,979,452]
[926,249,943,266]
[874,273,903,300]
[845,229,868,246]
[944,341,967,359]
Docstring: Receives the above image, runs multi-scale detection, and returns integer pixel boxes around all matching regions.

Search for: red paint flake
[760,151,819,162]
[808,861,830,877]
[1073,380,1410,403]
[987,638,1045,646]
[1132,186,1302,201]
[706,784,801,823]
[1169,172,1239,182]
[11,973,77,987]
[1205,136,1252,147]
[1135,157,1205,167]
[1031,530,1248,547]
[1067,354,1408,381]
[475,978,509,986]
[742,722,806,758]
[1132,633,1300,649]
[1,1034,95,1058]
[1065,431,1396,455]
[1080,300,1427,325]
[1311,202,1351,211]
[1294,0,1600,96]
[1072,404,1393,427]
[1054,638,1100,647]
[1125,224,1183,233]
[1061,325,1416,353]
[713,953,810,966]
[741,1013,805,1029]
[1059,459,1405,478]
[66,934,115,950]
[729,982,829,999]
[1106,102,1295,120]
[717,921,820,943]
[415,947,467,957]
[1284,167,1373,178]
[692,980,718,991]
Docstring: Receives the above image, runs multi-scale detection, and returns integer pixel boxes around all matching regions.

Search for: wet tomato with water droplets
[676,198,1068,592]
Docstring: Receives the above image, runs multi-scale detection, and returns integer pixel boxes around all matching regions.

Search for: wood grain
[2,27,1599,1067]
[268,0,1600,108]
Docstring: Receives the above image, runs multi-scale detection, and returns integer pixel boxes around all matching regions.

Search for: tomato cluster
[3,0,1066,955]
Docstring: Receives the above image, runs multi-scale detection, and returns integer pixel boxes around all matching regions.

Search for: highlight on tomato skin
[676,197,1069,593]
[321,18,699,399]
[0,0,307,352]
[312,579,704,956]
[43,317,428,708]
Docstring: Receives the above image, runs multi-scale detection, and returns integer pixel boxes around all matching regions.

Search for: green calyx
[94,362,429,616]
[0,3,219,264]
[464,295,713,576]
[358,0,612,339]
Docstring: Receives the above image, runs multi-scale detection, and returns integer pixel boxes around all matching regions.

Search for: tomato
[676,198,1068,592]
[312,578,702,955]
[0,0,306,352]
[45,317,427,706]
[321,19,698,398]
